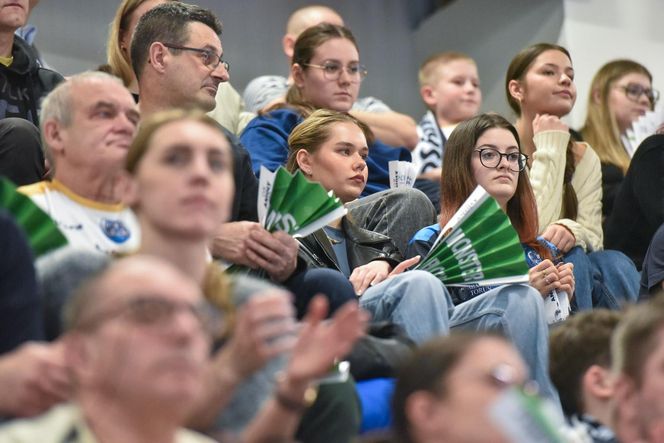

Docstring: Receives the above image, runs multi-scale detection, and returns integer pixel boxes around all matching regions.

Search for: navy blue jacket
[240,108,411,196]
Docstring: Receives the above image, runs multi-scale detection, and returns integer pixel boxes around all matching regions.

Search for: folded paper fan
[415,186,528,286]
[258,166,347,237]
[0,177,67,256]
[388,160,418,189]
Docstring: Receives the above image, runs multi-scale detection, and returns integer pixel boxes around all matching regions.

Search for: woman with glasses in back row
[580,60,658,224]
[505,43,639,310]
[240,23,436,255]
[598,63,664,271]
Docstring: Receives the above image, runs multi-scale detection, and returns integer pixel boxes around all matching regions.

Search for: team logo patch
[100,219,131,243]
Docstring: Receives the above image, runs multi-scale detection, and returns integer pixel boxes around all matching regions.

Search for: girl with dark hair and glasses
[408,113,576,309]
[504,43,639,310]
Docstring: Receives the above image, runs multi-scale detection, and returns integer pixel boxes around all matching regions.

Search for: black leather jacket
[298,217,402,273]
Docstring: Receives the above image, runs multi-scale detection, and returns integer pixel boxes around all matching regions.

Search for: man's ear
[282,33,296,60]
[507,79,524,104]
[583,364,614,401]
[43,119,64,156]
[63,333,94,385]
[292,63,305,88]
[148,42,169,74]
[420,85,436,108]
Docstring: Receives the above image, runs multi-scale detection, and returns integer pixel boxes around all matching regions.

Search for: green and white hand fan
[415,186,529,286]
[258,166,347,237]
[0,177,67,257]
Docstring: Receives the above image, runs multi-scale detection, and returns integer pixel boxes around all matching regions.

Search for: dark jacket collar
[298,216,402,272]
[7,35,38,75]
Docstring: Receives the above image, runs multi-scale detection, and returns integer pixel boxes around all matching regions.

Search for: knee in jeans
[590,250,637,271]
[496,284,543,316]
[404,270,444,289]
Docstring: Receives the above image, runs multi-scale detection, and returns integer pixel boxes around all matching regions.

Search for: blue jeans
[359,270,452,344]
[564,247,639,311]
[359,272,558,404]
[449,284,558,404]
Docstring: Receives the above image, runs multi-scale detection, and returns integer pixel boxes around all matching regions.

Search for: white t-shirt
[19,180,140,256]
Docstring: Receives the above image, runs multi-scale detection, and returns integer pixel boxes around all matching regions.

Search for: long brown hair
[581,59,653,174]
[265,23,359,118]
[506,43,578,220]
[440,113,549,258]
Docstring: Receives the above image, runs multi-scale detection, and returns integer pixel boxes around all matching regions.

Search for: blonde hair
[581,59,653,174]
[286,109,373,173]
[203,263,234,339]
[106,0,179,87]
[418,51,475,88]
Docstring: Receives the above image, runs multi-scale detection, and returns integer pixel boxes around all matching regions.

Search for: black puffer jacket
[298,216,402,272]
[0,36,64,125]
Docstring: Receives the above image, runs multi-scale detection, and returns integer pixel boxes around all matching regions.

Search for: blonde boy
[413,52,482,181]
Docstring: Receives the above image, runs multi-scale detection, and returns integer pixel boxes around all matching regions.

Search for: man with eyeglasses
[131,2,228,117]
[132,2,288,281]
[0,255,218,442]
[0,254,368,443]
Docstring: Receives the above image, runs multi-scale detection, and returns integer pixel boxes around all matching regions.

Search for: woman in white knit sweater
[505,42,639,310]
